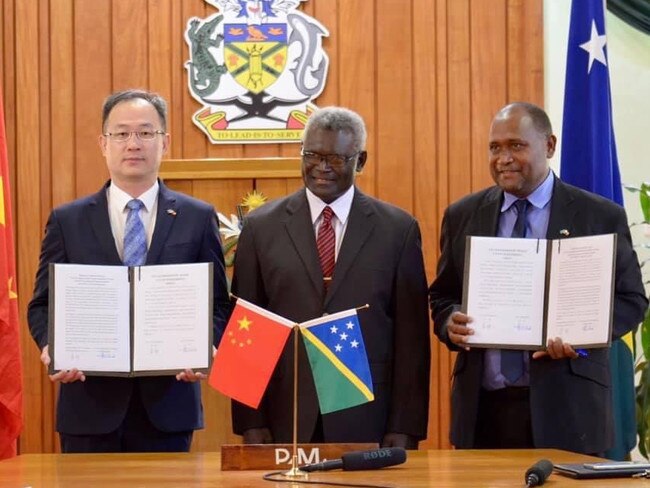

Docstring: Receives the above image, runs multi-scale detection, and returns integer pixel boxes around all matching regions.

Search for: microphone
[299,447,407,472]
[525,459,553,487]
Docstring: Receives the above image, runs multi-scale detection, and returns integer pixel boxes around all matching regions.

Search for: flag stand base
[282,455,308,478]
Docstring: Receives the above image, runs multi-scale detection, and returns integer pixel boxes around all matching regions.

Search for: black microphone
[525,459,553,487]
[299,447,407,472]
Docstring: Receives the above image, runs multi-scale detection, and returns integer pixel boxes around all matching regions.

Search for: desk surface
[0,449,645,487]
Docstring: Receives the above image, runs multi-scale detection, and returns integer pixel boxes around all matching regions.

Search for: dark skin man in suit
[429,102,648,454]
[231,107,430,448]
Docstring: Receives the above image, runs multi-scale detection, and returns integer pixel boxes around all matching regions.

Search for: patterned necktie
[316,206,336,282]
[123,199,147,266]
[501,199,530,383]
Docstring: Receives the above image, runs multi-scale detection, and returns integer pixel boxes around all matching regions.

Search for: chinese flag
[0,90,22,459]
[209,298,294,408]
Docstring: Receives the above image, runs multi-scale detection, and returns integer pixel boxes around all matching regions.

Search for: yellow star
[238,315,252,331]
[8,277,17,299]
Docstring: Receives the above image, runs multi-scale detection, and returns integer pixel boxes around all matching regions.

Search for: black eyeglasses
[301,149,360,169]
[103,130,166,142]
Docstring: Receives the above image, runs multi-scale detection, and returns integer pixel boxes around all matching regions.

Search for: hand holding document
[462,234,616,349]
[49,262,214,376]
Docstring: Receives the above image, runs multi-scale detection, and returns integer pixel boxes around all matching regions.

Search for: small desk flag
[300,309,374,414]
[209,298,294,408]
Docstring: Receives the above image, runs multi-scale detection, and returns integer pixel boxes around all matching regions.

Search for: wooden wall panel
[507,0,544,104]
[50,0,76,208]
[170,0,185,158]
[338,0,376,197]
[376,0,413,211]
[113,0,149,89]
[14,0,44,454]
[74,1,112,197]
[1,0,543,454]
[470,0,508,192]
[413,0,443,449]
[181,0,209,160]
[148,0,173,103]
[447,0,472,205]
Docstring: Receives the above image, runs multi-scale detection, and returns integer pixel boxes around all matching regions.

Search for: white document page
[52,264,131,372]
[545,234,615,346]
[464,237,547,347]
[132,263,211,372]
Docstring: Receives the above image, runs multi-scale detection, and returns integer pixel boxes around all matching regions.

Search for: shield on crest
[224,23,288,94]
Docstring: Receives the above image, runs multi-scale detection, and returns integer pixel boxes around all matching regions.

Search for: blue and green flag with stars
[300,309,374,414]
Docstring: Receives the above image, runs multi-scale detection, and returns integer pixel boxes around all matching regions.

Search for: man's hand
[42,345,86,383]
[176,369,207,382]
[532,337,579,360]
[242,427,273,444]
[446,311,474,350]
[381,432,418,449]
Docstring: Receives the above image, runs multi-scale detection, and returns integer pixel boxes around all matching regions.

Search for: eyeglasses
[301,149,360,169]
[103,130,166,142]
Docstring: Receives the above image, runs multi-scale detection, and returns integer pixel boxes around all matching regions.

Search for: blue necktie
[501,199,529,384]
[123,199,147,266]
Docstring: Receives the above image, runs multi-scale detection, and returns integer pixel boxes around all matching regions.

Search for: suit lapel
[546,177,578,239]
[283,190,323,295]
[475,187,502,236]
[86,184,122,264]
[146,181,178,265]
[324,190,375,306]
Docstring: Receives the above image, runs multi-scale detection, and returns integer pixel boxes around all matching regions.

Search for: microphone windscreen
[525,459,553,485]
[342,447,407,471]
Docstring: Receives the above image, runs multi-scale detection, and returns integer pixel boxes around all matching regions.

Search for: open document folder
[48,262,213,376]
[461,233,616,349]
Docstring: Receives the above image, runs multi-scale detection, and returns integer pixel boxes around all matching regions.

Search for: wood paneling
[1,0,543,453]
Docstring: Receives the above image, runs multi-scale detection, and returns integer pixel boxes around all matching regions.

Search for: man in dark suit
[27,89,230,453]
[429,102,648,454]
[231,107,430,448]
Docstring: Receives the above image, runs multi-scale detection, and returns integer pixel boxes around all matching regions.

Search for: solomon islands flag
[300,309,374,414]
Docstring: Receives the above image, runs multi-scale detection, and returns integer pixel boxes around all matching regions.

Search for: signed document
[462,234,616,349]
[48,262,213,376]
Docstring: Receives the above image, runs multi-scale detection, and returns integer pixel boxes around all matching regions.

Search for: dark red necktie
[317,206,336,281]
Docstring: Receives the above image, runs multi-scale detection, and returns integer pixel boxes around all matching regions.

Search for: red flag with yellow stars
[209,298,294,408]
[0,90,22,459]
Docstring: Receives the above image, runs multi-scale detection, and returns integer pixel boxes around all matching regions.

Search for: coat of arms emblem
[185,0,329,144]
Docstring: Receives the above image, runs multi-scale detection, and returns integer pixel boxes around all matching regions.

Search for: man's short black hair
[102,89,167,131]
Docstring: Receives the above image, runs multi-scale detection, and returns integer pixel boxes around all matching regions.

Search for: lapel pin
[560,229,570,236]
[166,209,177,217]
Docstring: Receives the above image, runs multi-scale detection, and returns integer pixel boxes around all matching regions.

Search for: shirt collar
[501,170,554,212]
[305,185,355,225]
[109,180,159,213]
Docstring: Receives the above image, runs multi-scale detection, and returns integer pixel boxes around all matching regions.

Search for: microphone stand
[282,325,308,478]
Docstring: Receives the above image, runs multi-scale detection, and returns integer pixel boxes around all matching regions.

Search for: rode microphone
[525,459,553,487]
[299,447,407,472]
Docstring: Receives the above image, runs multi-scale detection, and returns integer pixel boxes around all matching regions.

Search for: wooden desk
[0,449,644,487]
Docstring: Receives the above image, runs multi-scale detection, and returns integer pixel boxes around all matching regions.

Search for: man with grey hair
[230,106,431,448]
